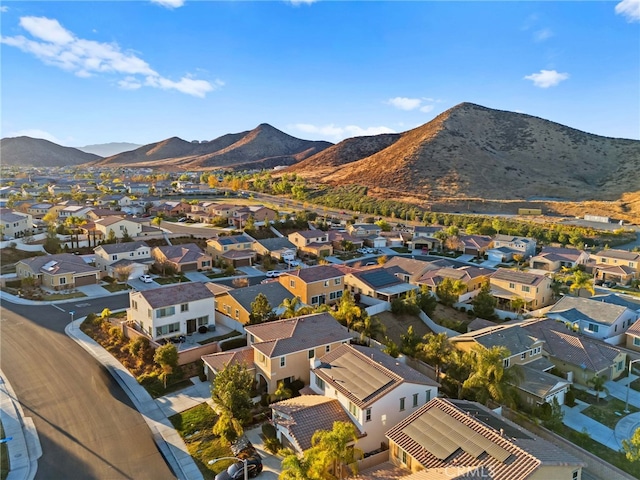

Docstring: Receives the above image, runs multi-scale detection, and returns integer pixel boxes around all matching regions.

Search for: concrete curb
[0,371,42,480]
[64,319,203,480]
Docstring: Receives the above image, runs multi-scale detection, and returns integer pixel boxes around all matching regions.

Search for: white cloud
[288,0,318,5]
[1,16,220,97]
[524,69,569,88]
[5,129,62,143]
[534,28,553,42]
[151,0,185,8]
[291,123,395,141]
[419,104,435,113]
[0,6,9,13]
[615,0,640,21]
[387,97,422,111]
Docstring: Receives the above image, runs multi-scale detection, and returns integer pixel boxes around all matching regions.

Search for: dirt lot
[375,305,470,345]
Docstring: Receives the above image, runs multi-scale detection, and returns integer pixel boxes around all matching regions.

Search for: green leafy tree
[211,363,254,441]
[569,270,595,297]
[471,282,497,320]
[444,349,473,399]
[436,278,466,307]
[332,290,362,331]
[352,314,385,346]
[463,346,523,407]
[272,380,293,402]
[154,343,179,389]
[309,421,362,479]
[100,308,112,319]
[400,325,420,357]
[420,332,452,379]
[106,229,117,244]
[279,296,311,319]
[586,374,609,403]
[622,427,640,462]
[250,293,273,324]
[382,337,400,358]
[43,227,61,254]
[279,451,315,480]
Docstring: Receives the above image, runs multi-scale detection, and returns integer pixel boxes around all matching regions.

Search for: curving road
[1,294,176,480]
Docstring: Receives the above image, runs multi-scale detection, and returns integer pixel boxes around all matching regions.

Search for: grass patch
[154,275,191,285]
[102,283,132,293]
[169,403,235,480]
[572,388,598,405]
[611,286,640,298]
[198,330,242,345]
[205,272,229,280]
[391,247,410,253]
[1,422,8,480]
[582,398,639,429]
[630,377,640,392]
[42,291,87,301]
[556,424,640,478]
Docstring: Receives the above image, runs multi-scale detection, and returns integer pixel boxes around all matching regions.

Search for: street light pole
[625,358,640,413]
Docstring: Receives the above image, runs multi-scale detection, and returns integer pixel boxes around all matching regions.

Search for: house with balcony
[16,253,100,289]
[94,241,152,278]
[309,343,439,453]
[383,398,584,480]
[521,317,627,385]
[489,269,553,310]
[529,246,589,272]
[451,324,570,406]
[128,282,214,340]
[151,243,213,273]
[344,267,417,302]
[0,208,33,240]
[546,295,638,344]
[279,265,345,307]
[288,230,333,258]
[591,249,640,285]
[206,234,256,267]
[487,235,537,262]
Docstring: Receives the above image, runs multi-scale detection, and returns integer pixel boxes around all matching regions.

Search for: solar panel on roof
[361,270,397,288]
[483,442,512,463]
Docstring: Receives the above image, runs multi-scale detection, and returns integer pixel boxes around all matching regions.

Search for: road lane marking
[52,305,66,312]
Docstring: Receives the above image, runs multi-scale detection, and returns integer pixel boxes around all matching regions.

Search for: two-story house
[279,265,345,306]
[93,216,143,239]
[383,256,455,284]
[529,246,590,272]
[487,234,537,262]
[26,203,53,220]
[128,283,215,340]
[151,243,213,273]
[344,267,417,302]
[309,343,439,453]
[409,226,443,252]
[252,237,297,263]
[288,230,333,258]
[451,324,570,406]
[0,208,33,240]
[345,223,382,238]
[458,234,493,258]
[16,253,100,289]
[229,205,278,229]
[591,249,640,285]
[94,241,152,278]
[327,230,365,252]
[385,398,584,480]
[206,234,256,267]
[415,265,493,298]
[58,205,94,220]
[546,295,638,344]
[489,269,553,310]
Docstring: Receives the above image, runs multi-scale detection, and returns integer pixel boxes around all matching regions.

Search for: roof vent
[500,428,504,436]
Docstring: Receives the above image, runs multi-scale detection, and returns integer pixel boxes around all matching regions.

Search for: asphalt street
[1,293,175,480]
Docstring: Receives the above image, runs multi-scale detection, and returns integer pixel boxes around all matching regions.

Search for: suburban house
[151,243,213,273]
[271,396,362,454]
[149,201,191,217]
[214,282,295,330]
[591,249,640,285]
[229,205,277,229]
[128,282,215,340]
[457,234,493,257]
[288,230,333,258]
[252,237,297,262]
[58,205,94,220]
[546,295,638,344]
[489,269,553,310]
[344,267,417,302]
[382,398,584,480]
[0,208,33,240]
[521,318,627,385]
[345,223,382,238]
[93,216,143,239]
[26,203,53,219]
[415,265,493,297]
[93,241,152,278]
[206,234,257,267]
[327,230,365,252]
[16,253,100,289]
[488,234,537,261]
[279,265,345,307]
[529,246,589,272]
[209,203,241,219]
[409,226,443,252]
[451,324,570,406]
[383,256,455,284]
[96,194,133,208]
[310,343,439,453]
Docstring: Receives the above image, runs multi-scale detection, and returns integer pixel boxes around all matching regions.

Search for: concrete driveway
[605,374,640,410]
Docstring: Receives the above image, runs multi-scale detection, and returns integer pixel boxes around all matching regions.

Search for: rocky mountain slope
[290,103,640,203]
[93,124,332,170]
[78,142,142,157]
[0,137,102,167]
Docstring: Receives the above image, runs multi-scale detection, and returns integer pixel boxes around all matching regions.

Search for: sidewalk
[0,372,42,480]
[65,319,203,480]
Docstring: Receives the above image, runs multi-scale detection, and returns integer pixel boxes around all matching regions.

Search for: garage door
[75,274,97,286]
[234,258,251,268]
[181,263,198,272]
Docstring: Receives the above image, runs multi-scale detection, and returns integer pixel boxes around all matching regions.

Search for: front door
[187,319,196,334]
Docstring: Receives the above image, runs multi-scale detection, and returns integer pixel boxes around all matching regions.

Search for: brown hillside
[0,137,101,167]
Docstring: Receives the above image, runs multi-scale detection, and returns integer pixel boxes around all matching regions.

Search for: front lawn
[169,403,234,480]
[102,283,132,293]
[582,398,639,429]
[154,275,191,285]
[42,291,87,301]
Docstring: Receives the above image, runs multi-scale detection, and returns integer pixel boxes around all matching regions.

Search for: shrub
[102,275,116,284]
[289,379,304,396]
[262,423,277,439]
[260,393,270,407]
[221,337,248,351]
[137,372,164,397]
[264,437,282,454]
[109,326,123,340]
[565,388,576,407]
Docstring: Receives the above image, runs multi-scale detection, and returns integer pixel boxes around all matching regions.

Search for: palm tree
[310,421,361,479]
[279,296,306,319]
[420,332,452,379]
[445,349,473,399]
[279,451,313,480]
[510,297,526,315]
[569,270,595,297]
[272,380,293,402]
[352,315,386,346]
[463,346,523,407]
[587,375,609,403]
[333,290,362,331]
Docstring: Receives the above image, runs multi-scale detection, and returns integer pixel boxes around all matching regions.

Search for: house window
[503,358,510,368]
[509,282,515,289]
[112,255,117,260]
[129,252,134,257]
[521,352,527,360]
[315,376,325,390]
[280,356,286,368]
[400,397,405,411]
[365,408,371,422]
[250,334,255,343]
[132,300,138,310]
[181,303,189,312]
[155,322,180,337]
[148,309,152,319]
[235,309,239,319]
[197,316,208,326]
[308,349,315,359]
[258,352,266,364]
[290,280,295,288]
[324,280,330,287]
[335,278,341,285]
[311,296,319,305]
[348,401,357,416]
[618,360,624,371]
[336,290,343,298]
[572,470,579,480]
[325,345,331,353]
[587,323,599,333]
[60,277,67,285]
[522,286,530,293]
[224,305,231,314]
[401,450,407,465]
[156,306,175,318]
[634,337,640,347]
[426,390,431,403]
[413,393,419,407]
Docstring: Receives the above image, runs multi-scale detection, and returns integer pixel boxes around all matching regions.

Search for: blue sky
[1,1,639,147]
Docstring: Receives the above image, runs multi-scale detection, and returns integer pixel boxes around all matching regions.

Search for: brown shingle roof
[19,253,99,276]
[201,347,254,373]
[281,265,344,283]
[490,268,547,286]
[154,243,209,264]
[137,282,214,308]
[594,249,640,262]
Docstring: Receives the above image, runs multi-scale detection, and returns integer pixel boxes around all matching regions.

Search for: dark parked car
[214,454,262,480]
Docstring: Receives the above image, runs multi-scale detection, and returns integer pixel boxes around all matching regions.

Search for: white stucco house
[93,241,152,278]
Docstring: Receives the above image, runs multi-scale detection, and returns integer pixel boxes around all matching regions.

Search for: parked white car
[139,274,153,283]
[266,270,282,278]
